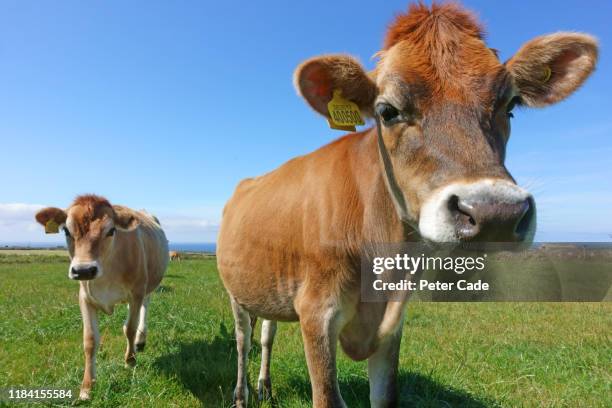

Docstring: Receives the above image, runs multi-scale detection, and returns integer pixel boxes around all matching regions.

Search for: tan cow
[169,250,181,261]
[217,3,597,407]
[35,195,169,400]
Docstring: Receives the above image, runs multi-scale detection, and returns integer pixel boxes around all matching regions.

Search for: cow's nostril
[448,195,480,239]
[514,197,535,238]
[456,198,477,226]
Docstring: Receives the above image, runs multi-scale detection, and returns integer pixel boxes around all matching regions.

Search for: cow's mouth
[70,271,96,280]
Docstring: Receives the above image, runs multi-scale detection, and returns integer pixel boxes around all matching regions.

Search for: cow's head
[35,195,139,280]
[294,3,597,243]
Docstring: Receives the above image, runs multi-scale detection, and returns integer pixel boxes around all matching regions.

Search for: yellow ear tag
[327,89,364,132]
[45,219,60,234]
[542,66,552,83]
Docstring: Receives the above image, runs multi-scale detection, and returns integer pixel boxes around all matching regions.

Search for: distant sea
[1,242,217,254]
[168,242,216,253]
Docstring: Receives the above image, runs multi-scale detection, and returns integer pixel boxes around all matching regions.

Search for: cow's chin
[70,274,98,281]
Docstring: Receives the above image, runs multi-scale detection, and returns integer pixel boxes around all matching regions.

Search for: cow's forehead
[376,37,504,107]
[375,1,507,108]
[67,204,113,237]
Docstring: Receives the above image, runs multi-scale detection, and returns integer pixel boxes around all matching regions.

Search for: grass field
[0,252,610,407]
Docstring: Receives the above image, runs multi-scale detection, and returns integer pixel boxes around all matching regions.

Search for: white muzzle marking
[418,178,535,242]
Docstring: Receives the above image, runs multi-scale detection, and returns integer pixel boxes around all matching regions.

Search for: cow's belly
[144,263,166,296]
[218,228,359,322]
[219,259,301,321]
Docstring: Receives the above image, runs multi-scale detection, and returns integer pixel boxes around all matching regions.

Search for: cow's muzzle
[448,194,534,241]
[419,179,536,243]
[69,262,99,280]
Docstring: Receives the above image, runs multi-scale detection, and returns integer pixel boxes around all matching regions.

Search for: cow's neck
[374,117,418,235]
[355,127,417,244]
[98,231,143,281]
[348,128,416,345]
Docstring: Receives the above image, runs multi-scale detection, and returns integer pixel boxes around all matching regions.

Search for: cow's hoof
[233,398,247,408]
[233,386,248,408]
[125,355,137,368]
[257,378,272,401]
[79,389,91,401]
[135,342,146,352]
[79,379,95,401]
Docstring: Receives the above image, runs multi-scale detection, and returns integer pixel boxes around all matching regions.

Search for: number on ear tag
[45,219,60,234]
[327,90,364,132]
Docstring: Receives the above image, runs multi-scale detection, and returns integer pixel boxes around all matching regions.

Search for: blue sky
[1,0,611,244]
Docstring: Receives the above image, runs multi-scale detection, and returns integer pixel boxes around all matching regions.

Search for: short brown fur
[380,2,503,107]
[35,195,169,400]
[218,2,598,407]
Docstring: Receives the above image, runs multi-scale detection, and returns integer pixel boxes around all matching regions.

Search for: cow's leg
[257,319,277,401]
[297,299,346,408]
[367,326,403,408]
[231,297,252,408]
[135,296,150,351]
[123,295,143,367]
[79,292,99,400]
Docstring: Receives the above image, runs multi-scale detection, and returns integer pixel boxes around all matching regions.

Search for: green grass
[0,253,610,407]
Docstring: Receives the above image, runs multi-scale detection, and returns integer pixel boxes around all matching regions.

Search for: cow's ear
[35,207,67,233]
[506,33,598,107]
[294,54,377,118]
[112,206,140,231]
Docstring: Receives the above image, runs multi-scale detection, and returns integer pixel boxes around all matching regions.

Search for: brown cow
[217,3,597,407]
[170,250,181,261]
[35,195,169,400]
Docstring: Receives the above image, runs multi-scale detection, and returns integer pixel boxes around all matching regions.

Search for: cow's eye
[107,227,116,237]
[375,102,401,125]
[506,96,521,118]
[62,227,71,238]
